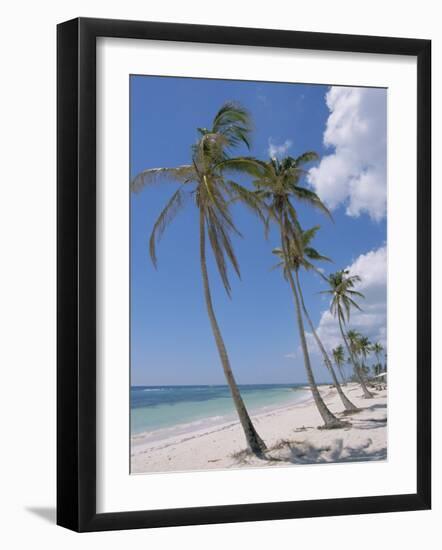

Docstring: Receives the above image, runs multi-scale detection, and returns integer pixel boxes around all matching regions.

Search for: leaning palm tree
[332,345,347,385]
[131,102,267,455]
[238,154,345,428]
[322,271,374,398]
[273,227,358,413]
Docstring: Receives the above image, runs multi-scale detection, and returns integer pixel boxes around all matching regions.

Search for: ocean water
[131,384,311,444]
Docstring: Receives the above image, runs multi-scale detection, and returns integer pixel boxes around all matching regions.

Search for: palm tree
[372,342,385,375]
[240,154,345,428]
[273,227,358,413]
[332,345,347,385]
[347,330,361,356]
[347,330,372,385]
[131,102,266,455]
[357,335,372,375]
[322,271,374,398]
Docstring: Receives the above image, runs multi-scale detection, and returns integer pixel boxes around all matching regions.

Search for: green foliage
[321,270,365,324]
[332,344,345,366]
[131,102,266,297]
[271,224,332,280]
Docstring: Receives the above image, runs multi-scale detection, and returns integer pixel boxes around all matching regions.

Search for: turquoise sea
[131,384,311,444]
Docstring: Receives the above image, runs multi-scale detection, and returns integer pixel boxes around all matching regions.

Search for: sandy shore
[131,383,387,474]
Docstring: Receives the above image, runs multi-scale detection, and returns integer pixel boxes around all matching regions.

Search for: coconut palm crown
[323,271,364,324]
[272,225,331,276]
[132,102,263,296]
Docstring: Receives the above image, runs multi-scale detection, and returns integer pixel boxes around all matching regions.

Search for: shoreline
[131,385,315,452]
[131,383,387,474]
[131,384,313,446]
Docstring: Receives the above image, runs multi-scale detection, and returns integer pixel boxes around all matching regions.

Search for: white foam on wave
[132,413,235,446]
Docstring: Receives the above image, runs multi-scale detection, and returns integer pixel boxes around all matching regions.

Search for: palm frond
[209,208,241,278]
[347,296,363,312]
[204,183,242,237]
[223,180,266,223]
[149,187,188,267]
[216,156,268,178]
[293,151,319,166]
[131,165,195,193]
[270,260,285,272]
[346,289,365,298]
[211,102,252,149]
[304,247,332,263]
[301,225,321,246]
[206,212,231,296]
[291,185,333,220]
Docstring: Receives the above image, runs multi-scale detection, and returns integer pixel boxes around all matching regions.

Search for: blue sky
[130,76,387,385]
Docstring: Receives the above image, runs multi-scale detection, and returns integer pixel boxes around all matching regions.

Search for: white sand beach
[131,383,387,474]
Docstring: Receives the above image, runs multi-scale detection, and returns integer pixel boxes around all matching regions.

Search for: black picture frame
[57,17,431,532]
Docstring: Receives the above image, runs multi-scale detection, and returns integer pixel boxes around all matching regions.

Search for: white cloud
[315,246,387,353]
[268,138,292,159]
[308,86,387,221]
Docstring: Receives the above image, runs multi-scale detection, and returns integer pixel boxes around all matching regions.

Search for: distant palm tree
[232,154,345,428]
[322,271,374,398]
[372,364,380,377]
[273,227,358,413]
[131,102,267,455]
[372,342,385,374]
[332,345,347,385]
[347,330,361,356]
[347,330,372,385]
[357,335,372,370]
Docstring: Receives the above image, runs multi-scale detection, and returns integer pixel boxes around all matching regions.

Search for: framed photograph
[57,17,431,532]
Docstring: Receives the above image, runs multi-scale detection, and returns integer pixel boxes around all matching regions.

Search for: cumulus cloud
[315,246,387,353]
[268,138,292,159]
[308,86,387,221]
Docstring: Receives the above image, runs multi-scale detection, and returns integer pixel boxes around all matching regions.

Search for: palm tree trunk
[294,271,358,413]
[337,316,373,398]
[199,210,266,455]
[281,234,344,428]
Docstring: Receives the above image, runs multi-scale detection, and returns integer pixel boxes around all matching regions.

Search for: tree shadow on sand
[364,403,387,412]
[231,406,387,467]
[263,437,387,465]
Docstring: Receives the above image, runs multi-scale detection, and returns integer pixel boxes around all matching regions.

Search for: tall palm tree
[322,271,374,398]
[236,154,345,428]
[273,227,358,413]
[131,102,267,455]
[332,345,347,385]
